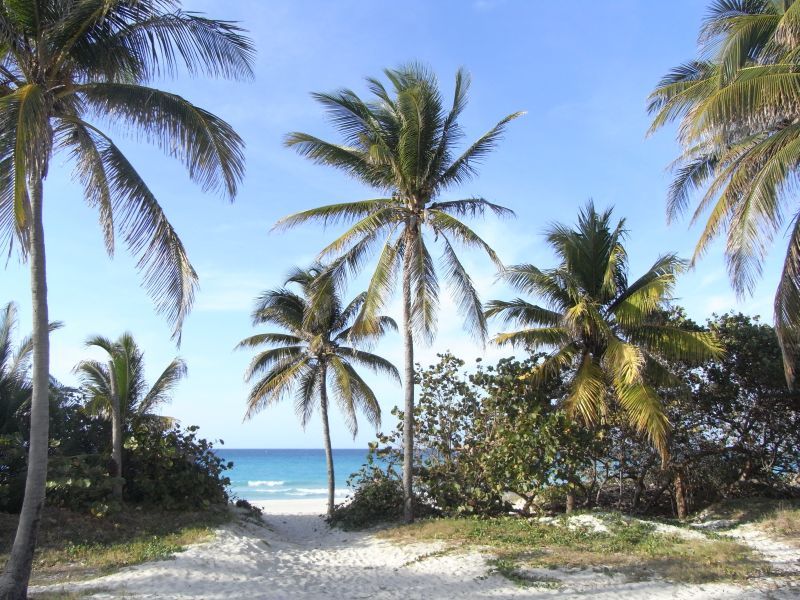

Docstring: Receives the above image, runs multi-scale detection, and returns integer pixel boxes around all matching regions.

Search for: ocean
[217,448,372,502]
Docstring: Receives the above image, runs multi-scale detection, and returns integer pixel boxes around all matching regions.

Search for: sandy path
[31,501,800,599]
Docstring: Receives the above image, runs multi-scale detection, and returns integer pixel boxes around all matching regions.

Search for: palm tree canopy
[0,0,254,339]
[648,0,800,384]
[237,265,399,437]
[486,203,722,457]
[275,64,522,343]
[74,332,186,428]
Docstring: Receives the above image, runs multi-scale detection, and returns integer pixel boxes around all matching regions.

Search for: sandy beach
[30,500,800,599]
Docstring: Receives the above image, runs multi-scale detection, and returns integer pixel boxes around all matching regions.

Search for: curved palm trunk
[318,364,335,518]
[0,178,50,599]
[401,231,415,523]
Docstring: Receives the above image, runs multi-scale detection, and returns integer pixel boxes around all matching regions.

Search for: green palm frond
[428,198,515,219]
[483,298,562,327]
[564,355,607,426]
[76,83,244,198]
[138,358,187,416]
[614,381,670,461]
[492,327,571,349]
[774,210,800,384]
[235,333,304,349]
[439,233,487,343]
[409,232,439,343]
[350,235,402,337]
[336,347,400,383]
[244,355,310,420]
[438,111,525,191]
[427,209,504,269]
[649,0,800,382]
[244,346,306,381]
[273,199,395,232]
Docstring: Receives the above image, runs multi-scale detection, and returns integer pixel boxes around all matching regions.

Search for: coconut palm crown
[74,332,186,499]
[75,333,186,430]
[647,0,800,384]
[485,203,722,457]
[276,64,522,521]
[237,266,399,516]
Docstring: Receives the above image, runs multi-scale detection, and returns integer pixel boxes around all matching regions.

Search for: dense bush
[343,314,800,523]
[330,447,435,529]
[124,424,232,511]
[328,467,404,530]
[0,434,26,513]
[45,454,120,517]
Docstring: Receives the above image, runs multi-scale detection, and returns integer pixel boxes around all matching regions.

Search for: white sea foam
[247,480,285,487]
[288,488,328,495]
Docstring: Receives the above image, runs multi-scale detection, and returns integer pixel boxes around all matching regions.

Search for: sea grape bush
[124,424,232,511]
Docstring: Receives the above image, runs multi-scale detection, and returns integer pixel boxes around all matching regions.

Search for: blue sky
[2,0,782,448]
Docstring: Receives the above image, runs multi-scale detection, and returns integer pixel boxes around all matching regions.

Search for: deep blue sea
[216,448,371,501]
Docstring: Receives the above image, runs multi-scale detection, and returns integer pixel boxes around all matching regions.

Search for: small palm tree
[648,0,800,383]
[74,333,186,500]
[276,64,521,521]
[0,303,32,436]
[237,266,399,518]
[0,3,253,594]
[485,203,722,457]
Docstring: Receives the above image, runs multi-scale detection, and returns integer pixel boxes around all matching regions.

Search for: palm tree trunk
[674,467,688,520]
[110,394,123,500]
[401,232,415,523]
[0,177,50,600]
[319,364,335,519]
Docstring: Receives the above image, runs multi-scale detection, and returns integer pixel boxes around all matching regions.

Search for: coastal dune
[32,500,799,599]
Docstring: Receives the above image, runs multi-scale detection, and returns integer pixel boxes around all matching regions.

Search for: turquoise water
[217,448,371,501]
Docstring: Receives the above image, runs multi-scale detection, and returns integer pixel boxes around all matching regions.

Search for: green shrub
[123,424,231,511]
[328,468,405,530]
[45,454,120,517]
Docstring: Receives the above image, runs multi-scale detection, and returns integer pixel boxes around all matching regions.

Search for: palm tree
[276,64,522,521]
[74,333,187,500]
[485,203,722,460]
[0,2,253,596]
[237,266,399,518]
[648,0,800,384]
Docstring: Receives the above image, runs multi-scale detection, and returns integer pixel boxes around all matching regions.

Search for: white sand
[31,500,800,599]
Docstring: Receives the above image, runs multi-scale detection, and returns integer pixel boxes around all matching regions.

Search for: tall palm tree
[276,64,522,521]
[0,2,253,596]
[237,266,399,518]
[74,333,187,500]
[648,0,800,384]
[485,203,722,458]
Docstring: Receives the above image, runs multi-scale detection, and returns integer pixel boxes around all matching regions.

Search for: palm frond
[76,83,245,198]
